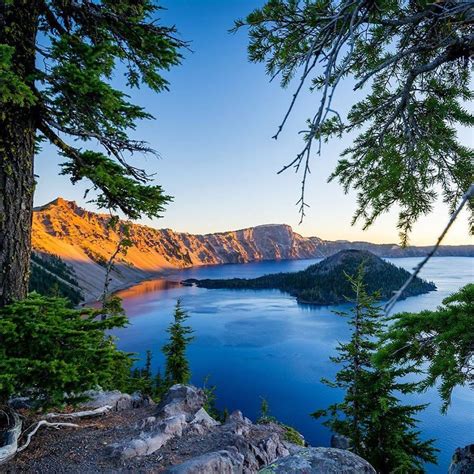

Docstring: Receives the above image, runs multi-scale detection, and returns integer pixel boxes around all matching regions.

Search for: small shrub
[257,397,303,445]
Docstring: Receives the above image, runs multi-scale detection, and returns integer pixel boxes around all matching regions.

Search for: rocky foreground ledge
[4,384,378,473]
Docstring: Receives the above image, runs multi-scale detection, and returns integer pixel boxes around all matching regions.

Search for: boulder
[108,414,187,459]
[247,433,290,471]
[259,447,376,473]
[449,444,474,474]
[224,410,252,436]
[331,434,351,450]
[191,407,220,428]
[165,448,245,473]
[188,407,220,435]
[81,390,152,411]
[220,423,290,472]
[157,385,206,420]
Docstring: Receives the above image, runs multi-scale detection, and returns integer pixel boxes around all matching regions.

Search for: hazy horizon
[33,0,473,246]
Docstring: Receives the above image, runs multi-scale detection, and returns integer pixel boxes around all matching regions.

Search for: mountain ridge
[31,198,474,302]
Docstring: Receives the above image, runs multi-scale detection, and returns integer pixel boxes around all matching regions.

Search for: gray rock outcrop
[81,389,152,411]
[165,448,245,473]
[331,434,351,450]
[107,384,292,471]
[259,447,376,473]
[449,444,474,474]
[157,384,206,419]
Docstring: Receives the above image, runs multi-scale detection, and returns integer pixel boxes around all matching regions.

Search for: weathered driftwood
[45,405,112,419]
[17,420,79,453]
[0,407,22,464]
[0,404,106,464]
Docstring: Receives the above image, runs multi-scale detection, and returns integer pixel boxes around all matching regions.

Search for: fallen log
[17,420,80,453]
[45,405,112,419]
[0,407,22,464]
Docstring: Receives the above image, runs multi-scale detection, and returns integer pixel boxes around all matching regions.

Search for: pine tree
[144,350,152,379]
[313,265,437,472]
[162,300,194,387]
[138,349,153,396]
[0,1,185,306]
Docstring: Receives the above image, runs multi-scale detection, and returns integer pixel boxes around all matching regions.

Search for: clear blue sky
[34,0,473,245]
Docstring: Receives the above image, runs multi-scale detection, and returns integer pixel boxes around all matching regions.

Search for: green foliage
[376,284,474,413]
[0,44,36,109]
[0,294,132,407]
[190,250,435,304]
[283,425,305,447]
[163,300,194,387]
[202,375,224,422]
[257,397,304,447]
[313,265,437,472]
[258,396,273,422]
[61,151,171,220]
[2,1,185,219]
[29,253,83,305]
[236,0,473,241]
[129,350,165,400]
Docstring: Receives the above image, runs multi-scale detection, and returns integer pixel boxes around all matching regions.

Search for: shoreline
[80,254,471,307]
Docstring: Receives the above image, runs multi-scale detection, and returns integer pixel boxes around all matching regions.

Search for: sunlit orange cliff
[32,198,474,302]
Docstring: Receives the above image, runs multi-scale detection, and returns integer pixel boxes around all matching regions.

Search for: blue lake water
[112,257,473,472]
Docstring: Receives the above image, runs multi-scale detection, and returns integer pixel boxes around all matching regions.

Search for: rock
[165,448,245,473]
[227,410,252,425]
[188,407,220,434]
[2,384,308,472]
[157,385,206,420]
[191,407,220,428]
[224,410,253,436]
[259,447,376,473]
[81,390,152,412]
[449,444,474,474]
[331,434,351,450]
[108,414,187,459]
[285,444,305,456]
[247,433,290,471]
[8,396,34,410]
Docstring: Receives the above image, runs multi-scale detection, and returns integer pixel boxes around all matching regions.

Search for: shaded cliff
[31,198,473,301]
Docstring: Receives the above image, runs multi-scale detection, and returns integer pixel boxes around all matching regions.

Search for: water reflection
[117,279,181,301]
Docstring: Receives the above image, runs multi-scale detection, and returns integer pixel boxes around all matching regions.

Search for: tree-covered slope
[29,253,83,305]
[186,250,436,305]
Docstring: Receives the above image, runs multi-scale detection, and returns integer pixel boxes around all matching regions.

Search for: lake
[112,257,473,472]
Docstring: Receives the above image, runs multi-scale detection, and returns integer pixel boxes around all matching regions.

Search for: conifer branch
[384,183,474,316]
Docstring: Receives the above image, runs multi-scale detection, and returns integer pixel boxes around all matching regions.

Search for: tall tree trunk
[0,2,39,307]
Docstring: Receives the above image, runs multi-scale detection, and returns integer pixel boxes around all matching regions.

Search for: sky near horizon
[34,0,473,246]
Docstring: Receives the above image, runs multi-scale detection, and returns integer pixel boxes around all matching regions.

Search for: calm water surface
[113,257,473,472]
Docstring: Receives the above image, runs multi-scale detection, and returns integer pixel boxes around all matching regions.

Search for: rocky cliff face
[31,198,474,301]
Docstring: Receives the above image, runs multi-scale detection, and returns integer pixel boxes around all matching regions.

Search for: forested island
[184,250,436,305]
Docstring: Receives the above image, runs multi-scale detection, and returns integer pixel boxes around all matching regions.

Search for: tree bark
[0,2,39,307]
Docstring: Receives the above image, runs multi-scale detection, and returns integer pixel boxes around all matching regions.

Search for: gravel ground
[2,407,284,473]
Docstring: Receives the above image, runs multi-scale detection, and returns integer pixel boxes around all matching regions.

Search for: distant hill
[185,250,437,305]
[32,198,471,302]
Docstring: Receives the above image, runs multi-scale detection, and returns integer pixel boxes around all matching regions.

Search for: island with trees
[184,250,436,305]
